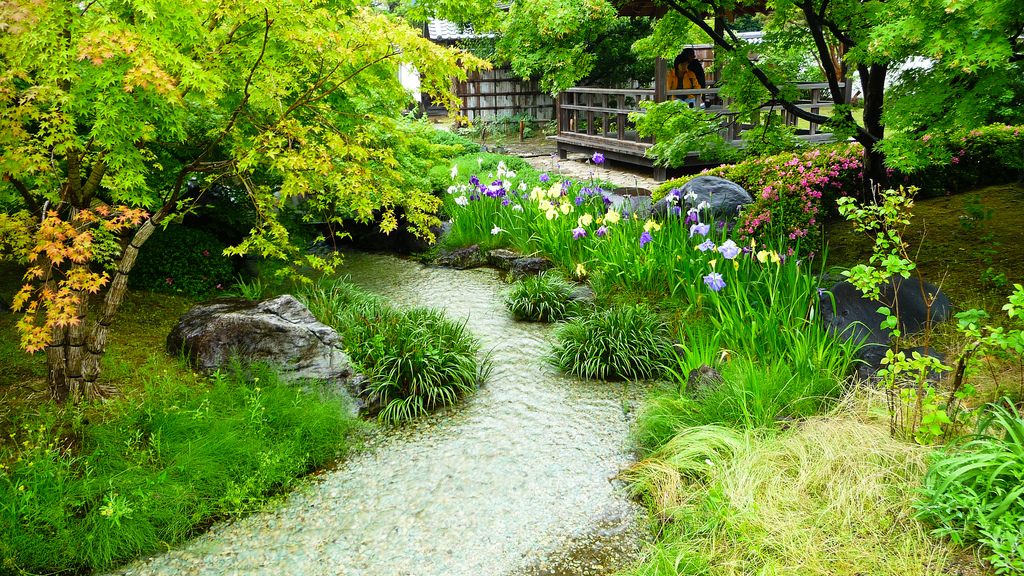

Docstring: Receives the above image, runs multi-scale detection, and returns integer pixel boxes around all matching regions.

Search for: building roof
[426,19,492,42]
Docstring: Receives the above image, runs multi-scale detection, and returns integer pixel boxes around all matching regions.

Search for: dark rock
[167,295,354,386]
[685,364,723,396]
[487,248,522,271]
[819,276,952,346]
[821,277,953,384]
[436,244,487,269]
[508,256,553,278]
[651,176,753,220]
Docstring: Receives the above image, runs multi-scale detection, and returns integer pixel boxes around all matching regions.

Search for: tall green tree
[0,0,484,402]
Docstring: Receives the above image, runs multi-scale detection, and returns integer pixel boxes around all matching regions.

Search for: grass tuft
[622,397,957,576]
[550,303,674,381]
[504,273,582,322]
[301,278,487,424]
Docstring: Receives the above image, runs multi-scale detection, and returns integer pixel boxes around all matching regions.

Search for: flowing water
[114,253,646,576]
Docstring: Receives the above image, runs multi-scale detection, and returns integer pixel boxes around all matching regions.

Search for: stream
[114,252,646,576]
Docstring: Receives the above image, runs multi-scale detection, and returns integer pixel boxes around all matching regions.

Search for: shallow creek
[114,252,646,576]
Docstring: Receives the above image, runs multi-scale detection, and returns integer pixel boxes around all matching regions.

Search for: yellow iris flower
[643,220,662,233]
[604,210,621,224]
[578,213,593,227]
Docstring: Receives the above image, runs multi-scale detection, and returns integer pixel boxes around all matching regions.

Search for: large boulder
[651,176,753,220]
[819,276,953,378]
[167,295,354,386]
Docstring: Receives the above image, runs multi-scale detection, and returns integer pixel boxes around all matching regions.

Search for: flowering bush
[895,124,1024,195]
[655,143,863,250]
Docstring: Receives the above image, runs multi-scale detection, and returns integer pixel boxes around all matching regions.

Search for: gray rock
[508,256,553,278]
[603,193,652,218]
[487,248,522,271]
[167,295,354,386]
[651,176,753,220]
[436,245,487,269]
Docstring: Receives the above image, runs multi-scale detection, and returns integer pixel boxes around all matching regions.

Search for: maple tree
[0,0,484,402]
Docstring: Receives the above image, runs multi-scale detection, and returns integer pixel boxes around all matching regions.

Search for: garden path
[111,253,646,576]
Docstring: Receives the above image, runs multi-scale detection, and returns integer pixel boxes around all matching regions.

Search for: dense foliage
[0,363,360,574]
[129,225,237,297]
[917,402,1024,574]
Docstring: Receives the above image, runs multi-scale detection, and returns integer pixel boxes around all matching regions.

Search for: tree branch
[799,0,847,107]
[3,174,40,214]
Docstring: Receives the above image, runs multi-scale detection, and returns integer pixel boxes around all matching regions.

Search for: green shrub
[0,363,360,574]
[425,128,483,157]
[301,279,486,424]
[550,303,674,381]
[916,401,1024,574]
[505,273,582,322]
[429,151,539,195]
[130,224,236,297]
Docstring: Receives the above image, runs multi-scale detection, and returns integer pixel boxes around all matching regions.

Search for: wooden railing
[554,82,847,181]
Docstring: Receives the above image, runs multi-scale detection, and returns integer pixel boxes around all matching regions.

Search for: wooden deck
[553,80,848,181]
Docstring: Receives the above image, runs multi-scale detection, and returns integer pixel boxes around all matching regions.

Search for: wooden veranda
[552,55,852,181]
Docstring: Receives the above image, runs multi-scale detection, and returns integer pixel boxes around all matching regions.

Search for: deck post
[654,57,667,104]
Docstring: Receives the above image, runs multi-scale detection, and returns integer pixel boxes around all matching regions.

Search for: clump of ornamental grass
[916,401,1024,574]
[634,355,847,452]
[0,362,360,575]
[550,303,674,381]
[505,273,582,322]
[622,394,959,576]
[347,302,486,424]
[301,278,487,424]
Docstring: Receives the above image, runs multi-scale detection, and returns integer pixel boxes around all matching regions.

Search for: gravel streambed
[112,252,645,576]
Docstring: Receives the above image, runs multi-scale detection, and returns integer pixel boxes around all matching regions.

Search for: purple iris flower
[595,225,608,237]
[640,230,653,247]
[539,173,550,183]
[469,194,480,201]
[696,239,716,252]
[671,206,682,217]
[574,196,585,206]
[592,152,605,165]
[572,227,587,240]
[602,195,613,206]
[689,222,710,237]
[669,188,682,200]
[703,272,726,292]
[501,198,511,206]
[469,175,480,186]
[685,211,699,225]
[717,240,741,260]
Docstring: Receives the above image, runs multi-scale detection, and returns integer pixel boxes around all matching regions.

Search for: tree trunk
[854,63,889,195]
[47,219,159,403]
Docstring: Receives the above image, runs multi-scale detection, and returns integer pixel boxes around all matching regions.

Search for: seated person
[668,53,702,107]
